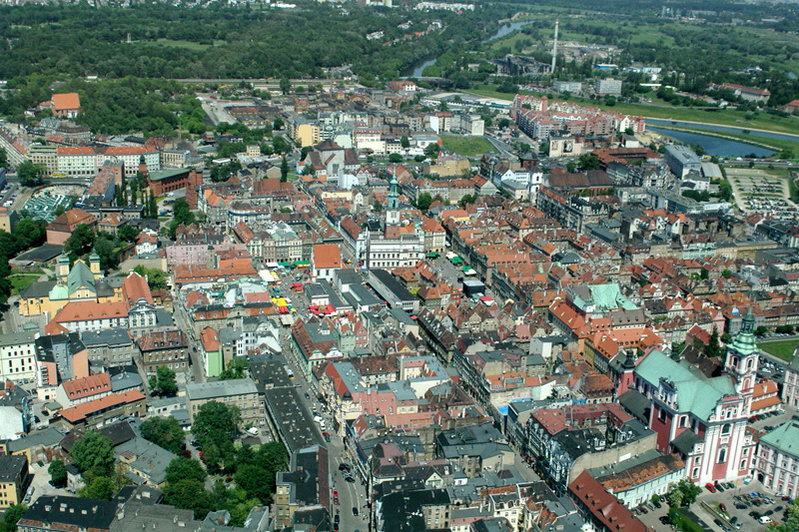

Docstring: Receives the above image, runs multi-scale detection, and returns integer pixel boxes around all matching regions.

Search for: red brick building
[147,168,202,208]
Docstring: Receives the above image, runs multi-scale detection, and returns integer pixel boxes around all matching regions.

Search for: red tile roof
[58,390,145,423]
[123,272,154,305]
[313,244,341,270]
[201,327,220,352]
[51,301,128,324]
[52,92,80,111]
[62,373,111,401]
[569,471,651,532]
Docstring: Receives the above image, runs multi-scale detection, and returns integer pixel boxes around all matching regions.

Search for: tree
[273,118,284,130]
[388,153,403,163]
[458,194,476,208]
[117,224,140,243]
[400,136,410,149]
[424,143,440,159]
[773,499,799,531]
[721,269,733,279]
[498,118,511,129]
[49,460,67,487]
[416,192,433,212]
[93,234,118,271]
[191,401,241,449]
[64,224,95,262]
[147,190,158,219]
[165,457,207,485]
[70,431,115,478]
[577,153,601,171]
[149,366,178,397]
[0,147,7,168]
[279,78,291,95]
[1,504,27,532]
[704,329,722,358]
[16,161,46,187]
[372,200,382,212]
[280,156,288,182]
[220,358,249,380]
[755,326,768,336]
[272,136,288,154]
[140,417,186,454]
[80,476,116,500]
[667,479,701,508]
[163,479,214,519]
[133,265,168,290]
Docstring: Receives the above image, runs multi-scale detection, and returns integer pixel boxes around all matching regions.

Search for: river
[646,118,799,143]
[648,126,776,158]
[411,20,533,77]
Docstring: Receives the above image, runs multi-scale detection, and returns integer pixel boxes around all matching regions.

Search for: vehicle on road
[338,463,351,471]
[352,507,359,516]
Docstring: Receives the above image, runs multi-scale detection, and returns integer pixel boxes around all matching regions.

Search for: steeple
[725,307,759,400]
[387,173,399,210]
[385,172,400,226]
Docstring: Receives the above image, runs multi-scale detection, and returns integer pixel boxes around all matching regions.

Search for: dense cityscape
[0,1,798,532]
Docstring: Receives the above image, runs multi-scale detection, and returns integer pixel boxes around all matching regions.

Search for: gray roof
[671,429,701,455]
[20,280,56,299]
[0,331,37,347]
[110,502,200,532]
[186,378,259,401]
[0,455,27,481]
[618,389,650,423]
[7,427,65,453]
[115,437,178,486]
[81,328,133,347]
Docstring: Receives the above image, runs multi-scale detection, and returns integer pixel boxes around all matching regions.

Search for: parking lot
[725,167,798,219]
[696,479,791,531]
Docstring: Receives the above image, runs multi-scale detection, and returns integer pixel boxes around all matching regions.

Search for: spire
[729,306,757,357]
[741,306,755,334]
[387,172,399,211]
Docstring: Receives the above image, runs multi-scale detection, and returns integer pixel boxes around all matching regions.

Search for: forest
[0,4,495,82]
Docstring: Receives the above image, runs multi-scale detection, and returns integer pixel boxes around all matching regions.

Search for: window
[722,423,731,436]
[679,416,688,428]
[719,447,727,464]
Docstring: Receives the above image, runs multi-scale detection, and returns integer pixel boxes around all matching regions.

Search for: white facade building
[0,332,39,384]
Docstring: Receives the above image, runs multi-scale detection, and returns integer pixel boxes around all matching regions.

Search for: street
[279,330,369,532]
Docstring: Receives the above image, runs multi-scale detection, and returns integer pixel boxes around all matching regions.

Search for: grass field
[440,135,495,156]
[759,339,799,362]
[139,39,223,51]
[10,274,40,295]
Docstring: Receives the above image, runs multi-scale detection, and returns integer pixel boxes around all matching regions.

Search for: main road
[280,329,369,532]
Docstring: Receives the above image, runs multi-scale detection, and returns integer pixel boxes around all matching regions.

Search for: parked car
[714,481,725,492]
[352,507,359,516]
[338,463,351,471]
[719,503,727,513]
[659,516,671,525]
[705,483,717,493]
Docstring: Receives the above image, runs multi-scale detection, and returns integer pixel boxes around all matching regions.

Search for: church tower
[724,308,759,410]
[56,254,71,283]
[385,172,400,226]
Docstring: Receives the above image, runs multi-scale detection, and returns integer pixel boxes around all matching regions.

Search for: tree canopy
[140,416,186,454]
[70,431,115,478]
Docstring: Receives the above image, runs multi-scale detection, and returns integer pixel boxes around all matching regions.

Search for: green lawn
[139,39,222,51]
[440,135,495,157]
[10,274,41,295]
[759,339,799,361]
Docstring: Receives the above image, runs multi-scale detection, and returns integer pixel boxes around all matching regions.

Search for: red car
[705,483,717,493]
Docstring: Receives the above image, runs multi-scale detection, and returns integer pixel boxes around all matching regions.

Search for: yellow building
[0,455,29,509]
[19,253,124,317]
[289,120,320,147]
[0,207,17,233]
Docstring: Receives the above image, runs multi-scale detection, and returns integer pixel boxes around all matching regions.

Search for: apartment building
[185,378,266,429]
[0,332,39,384]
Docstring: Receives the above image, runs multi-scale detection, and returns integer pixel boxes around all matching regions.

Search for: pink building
[633,309,760,485]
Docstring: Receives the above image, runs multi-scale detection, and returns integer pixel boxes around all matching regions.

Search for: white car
[759,516,773,524]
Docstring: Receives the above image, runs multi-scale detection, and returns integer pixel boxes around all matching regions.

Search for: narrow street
[280,339,369,532]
